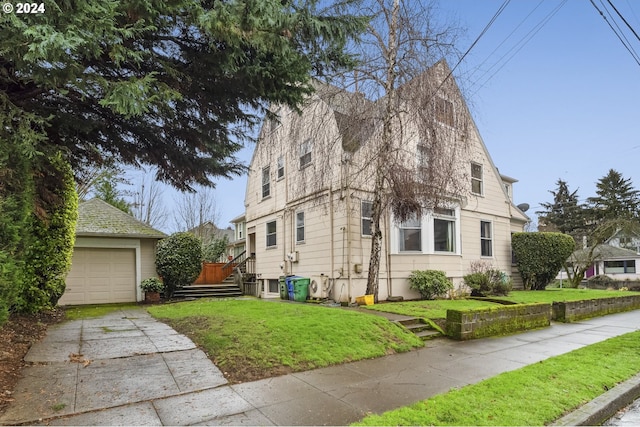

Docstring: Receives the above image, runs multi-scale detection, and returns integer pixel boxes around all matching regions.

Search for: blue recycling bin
[285,275,301,301]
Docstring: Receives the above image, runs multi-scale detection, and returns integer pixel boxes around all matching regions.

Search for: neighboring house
[606,230,640,253]
[188,221,234,245]
[59,198,166,305]
[227,214,247,259]
[243,60,529,302]
[571,245,640,281]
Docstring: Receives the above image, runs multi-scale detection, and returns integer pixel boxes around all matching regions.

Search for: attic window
[262,166,270,199]
[435,97,454,127]
[299,139,312,169]
[471,162,483,195]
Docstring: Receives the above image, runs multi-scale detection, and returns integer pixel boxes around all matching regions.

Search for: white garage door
[60,247,136,305]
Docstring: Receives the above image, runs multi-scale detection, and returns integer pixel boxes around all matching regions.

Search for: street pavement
[1,306,639,426]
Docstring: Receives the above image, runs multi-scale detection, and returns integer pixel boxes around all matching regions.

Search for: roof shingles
[76,198,166,239]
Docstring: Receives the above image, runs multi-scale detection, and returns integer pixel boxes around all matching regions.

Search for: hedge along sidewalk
[354,330,640,426]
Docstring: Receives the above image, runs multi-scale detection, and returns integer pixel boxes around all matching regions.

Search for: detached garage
[59,198,166,306]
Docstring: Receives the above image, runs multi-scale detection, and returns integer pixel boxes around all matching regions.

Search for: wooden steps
[173,282,243,299]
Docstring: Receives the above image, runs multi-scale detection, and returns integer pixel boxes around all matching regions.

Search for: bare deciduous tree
[131,169,168,230]
[173,188,221,241]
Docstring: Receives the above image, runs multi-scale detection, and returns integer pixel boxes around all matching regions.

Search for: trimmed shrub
[464,270,512,296]
[140,277,164,293]
[512,232,575,290]
[409,270,453,300]
[156,232,203,298]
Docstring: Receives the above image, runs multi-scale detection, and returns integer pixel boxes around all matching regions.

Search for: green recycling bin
[292,277,311,302]
[279,276,288,300]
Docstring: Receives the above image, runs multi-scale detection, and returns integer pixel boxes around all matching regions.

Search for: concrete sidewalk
[1,308,639,426]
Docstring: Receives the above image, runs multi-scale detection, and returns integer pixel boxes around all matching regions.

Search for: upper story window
[416,143,428,170]
[266,220,277,248]
[481,220,493,257]
[399,214,422,252]
[277,155,285,180]
[236,222,244,240]
[361,201,373,236]
[262,166,270,199]
[433,208,456,253]
[471,162,483,195]
[296,211,305,243]
[299,139,312,169]
[435,97,454,127]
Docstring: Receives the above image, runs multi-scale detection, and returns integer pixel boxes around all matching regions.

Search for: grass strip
[64,303,140,320]
[354,330,640,426]
[147,299,424,382]
[363,299,499,319]
[501,289,640,304]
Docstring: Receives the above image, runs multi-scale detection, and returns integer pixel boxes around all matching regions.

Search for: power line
[589,0,640,66]
[606,0,640,43]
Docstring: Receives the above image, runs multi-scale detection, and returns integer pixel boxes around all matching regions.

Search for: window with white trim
[471,163,483,195]
[262,166,270,198]
[266,220,277,248]
[433,208,456,253]
[296,211,305,243]
[399,214,422,252]
[361,201,373,236]
[481,221,493,257]
[299,139,312,169]
[277,155,285,180]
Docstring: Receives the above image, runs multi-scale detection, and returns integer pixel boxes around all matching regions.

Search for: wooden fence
[193,262,235,284]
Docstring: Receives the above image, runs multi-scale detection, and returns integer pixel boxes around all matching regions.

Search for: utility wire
[469,0,568,97]
[436,0,511,93]
[598,0,640,59]
[607,0,640,42]
[589,0,640,66]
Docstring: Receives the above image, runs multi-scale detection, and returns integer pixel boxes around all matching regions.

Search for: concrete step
[396,318,442,341]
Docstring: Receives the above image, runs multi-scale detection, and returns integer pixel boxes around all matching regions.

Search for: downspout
[385,209,392,298]
[329,186,335,296]
[346,180,352,302]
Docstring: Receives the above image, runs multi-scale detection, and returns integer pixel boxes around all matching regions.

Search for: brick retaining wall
[552,295,640,322]
[446,303,552,340]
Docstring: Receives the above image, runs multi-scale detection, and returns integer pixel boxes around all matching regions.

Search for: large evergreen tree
[1,0,367,192]
[536,179,586,239]
[586,169,640,222]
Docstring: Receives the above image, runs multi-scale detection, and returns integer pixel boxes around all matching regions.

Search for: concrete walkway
[1,308,639,426]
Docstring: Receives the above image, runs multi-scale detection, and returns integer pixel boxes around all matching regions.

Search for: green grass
[500,288,640,304]
[355,330,640,426]
[362,299,501,319]
[147,299,424,380]
[64,303,140,320]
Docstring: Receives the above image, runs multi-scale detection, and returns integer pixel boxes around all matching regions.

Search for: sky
[137,0,640,232]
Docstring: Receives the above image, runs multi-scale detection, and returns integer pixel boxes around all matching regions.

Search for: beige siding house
[59,198,166,305]
[244,61,529,302]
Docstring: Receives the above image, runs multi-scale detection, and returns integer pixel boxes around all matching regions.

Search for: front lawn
[355,330,640,426]
[500,288,640,304]
[363,299,501,320]
[147,299,424,383]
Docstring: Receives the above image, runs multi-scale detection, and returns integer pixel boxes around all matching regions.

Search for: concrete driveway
[0,308,233,425]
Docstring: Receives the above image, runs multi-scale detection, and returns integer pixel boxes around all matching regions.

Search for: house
[243,60,529,302]
[187,221,234,245]
[572,245,639,282]
[59,198,166,305]
[227,214,247,259]
[606,229,640,253]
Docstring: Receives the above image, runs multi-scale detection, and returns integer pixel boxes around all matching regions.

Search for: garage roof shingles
[76,198,167,239]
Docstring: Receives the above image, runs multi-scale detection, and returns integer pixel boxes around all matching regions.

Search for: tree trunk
[366,175,384,300]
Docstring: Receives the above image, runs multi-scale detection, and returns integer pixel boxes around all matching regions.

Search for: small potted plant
[140,277,164,303]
